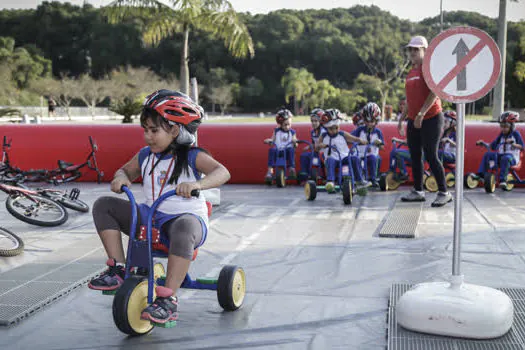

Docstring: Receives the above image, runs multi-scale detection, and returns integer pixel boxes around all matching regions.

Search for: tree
[29,75,77,120]
[108,66,177,123]
[77,74,111,119]
[308,79,338,108]
[353,16,410,117]
[281,67,316,114]
[104,0,254,94]
[208,83,235,115]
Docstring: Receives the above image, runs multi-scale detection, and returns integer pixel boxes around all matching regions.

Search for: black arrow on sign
[452,38,470,91]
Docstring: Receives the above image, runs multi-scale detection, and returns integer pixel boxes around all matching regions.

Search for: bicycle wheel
[6,193,68,227]
[40,190,89,213]
[0,227,24,257]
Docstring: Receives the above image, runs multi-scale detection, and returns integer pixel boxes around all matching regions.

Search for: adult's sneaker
[431,191,453,207]
[401,189,426,202]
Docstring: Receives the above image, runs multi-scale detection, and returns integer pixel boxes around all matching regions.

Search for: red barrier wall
[2,123,524,184]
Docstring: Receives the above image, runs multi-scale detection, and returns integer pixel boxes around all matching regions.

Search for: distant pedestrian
[48,96,57,117]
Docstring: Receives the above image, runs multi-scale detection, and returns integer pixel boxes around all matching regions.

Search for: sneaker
[398,173,409,182]
[141,286,178,324]
[499,182,507,189]
[431,191,453,207]
[371,180,379,188]
[358,180,372,188]
[88,258,125,291]
[401,189,426,202]
[325,181,335,193]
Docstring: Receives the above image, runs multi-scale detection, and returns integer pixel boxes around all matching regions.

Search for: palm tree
[281,67,316,115]
[104,0,255,95]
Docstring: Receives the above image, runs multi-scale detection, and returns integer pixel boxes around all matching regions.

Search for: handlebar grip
[191,189,200,198]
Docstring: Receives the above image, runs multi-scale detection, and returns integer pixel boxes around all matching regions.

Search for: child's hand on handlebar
[263,139,273,144]
[315,143,327,151]
[111,175,131,194]
[176,182,201,199]
[506,139,515,144]
[359,139,368,145]
[476,140,484,146]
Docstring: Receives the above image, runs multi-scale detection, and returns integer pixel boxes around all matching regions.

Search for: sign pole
[452,103,465,278]
[397,26,513,339]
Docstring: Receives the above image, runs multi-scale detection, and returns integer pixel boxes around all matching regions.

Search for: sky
[1,0,524,22]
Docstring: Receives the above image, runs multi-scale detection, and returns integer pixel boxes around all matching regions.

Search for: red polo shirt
[405,64,442,120]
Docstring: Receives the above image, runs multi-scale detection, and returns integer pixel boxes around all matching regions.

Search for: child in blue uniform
[351,102,385,186]
[299,107,325,180]
[264,109,298,180]
[438,110,457,165]
[88,90,230,324]
[476,111,524,188]
[315,109,367,192]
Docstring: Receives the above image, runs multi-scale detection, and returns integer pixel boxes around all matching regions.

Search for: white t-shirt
[139,147,209,230]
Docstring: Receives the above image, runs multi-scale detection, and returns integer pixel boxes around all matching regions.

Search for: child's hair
[140,108,208,185]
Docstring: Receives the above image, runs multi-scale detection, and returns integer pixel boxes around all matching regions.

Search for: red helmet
[352,111,363,126]
[144,90,203,133]
[500,111,519,124]
[310,107,324,120]
[444,110,457,128]
[276,109,293,124]
[320,109,342,127]
[500,111,519,131]
[362,102,381,123]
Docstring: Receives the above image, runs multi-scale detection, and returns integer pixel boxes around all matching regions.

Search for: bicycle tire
[6,193,68,227]
[39,190,89,213]
[0,227,24,257]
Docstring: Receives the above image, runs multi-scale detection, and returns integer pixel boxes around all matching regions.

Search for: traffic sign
[422,26,501,103]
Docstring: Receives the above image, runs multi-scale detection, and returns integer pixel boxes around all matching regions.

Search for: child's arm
[343,131,367,145]
[111,152,141,193]
[376,130,385,150]
[291,131,298,147]
[177,152,231,198]
[511,131,524,150]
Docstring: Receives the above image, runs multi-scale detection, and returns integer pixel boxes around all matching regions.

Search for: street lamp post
[493,0,508,120]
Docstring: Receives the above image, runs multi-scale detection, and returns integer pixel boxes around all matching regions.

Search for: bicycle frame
[1,136,103,184]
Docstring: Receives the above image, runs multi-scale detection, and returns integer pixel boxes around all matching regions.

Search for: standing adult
[397,36,452,207]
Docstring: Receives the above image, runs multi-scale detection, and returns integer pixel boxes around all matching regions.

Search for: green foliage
[0,3,524,110]
[0,107,21,118]
[109,97,143,123]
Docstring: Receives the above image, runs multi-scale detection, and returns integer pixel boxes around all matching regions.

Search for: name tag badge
[489,160,495,168]
[342,165,350,176]
[312,157,319,166]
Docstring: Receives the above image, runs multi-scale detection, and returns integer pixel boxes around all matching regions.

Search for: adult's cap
[406,36,428,49]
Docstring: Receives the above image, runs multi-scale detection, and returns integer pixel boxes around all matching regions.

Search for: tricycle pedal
[151,320,177,328]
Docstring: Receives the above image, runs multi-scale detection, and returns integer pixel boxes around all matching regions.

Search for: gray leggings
[92,196,203,260]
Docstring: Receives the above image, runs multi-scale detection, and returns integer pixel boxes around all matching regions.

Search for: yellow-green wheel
[112,277,155,336]
[464,173,479,189]
[445,172,455,188]
[276,168,286,188]
[484,173,496,193]
[304,180,317,201]
[217,265,246,311]
[424,175,438,192]
[386,171,401,190]
[503,173,515,191]
[153,262,165,282]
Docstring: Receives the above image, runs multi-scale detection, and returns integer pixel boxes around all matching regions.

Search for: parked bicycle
[1,135,104,184]
[2,173,89,213]
[0,227,24,257]
[0,182,68,226]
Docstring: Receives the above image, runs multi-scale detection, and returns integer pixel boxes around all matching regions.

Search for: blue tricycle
[104,186,246,336]
[265,140,309,187]
[304,144,367,205]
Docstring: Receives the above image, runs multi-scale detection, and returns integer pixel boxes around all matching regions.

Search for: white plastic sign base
[202,188,220,206]
[396,275,514,339]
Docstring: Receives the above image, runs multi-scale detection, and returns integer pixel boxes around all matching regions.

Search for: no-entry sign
[423,26,501,103]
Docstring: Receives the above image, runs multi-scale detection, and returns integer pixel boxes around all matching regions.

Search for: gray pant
[92,196,203,260]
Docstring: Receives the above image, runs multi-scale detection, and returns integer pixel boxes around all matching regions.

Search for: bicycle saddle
[58,160,74,169]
